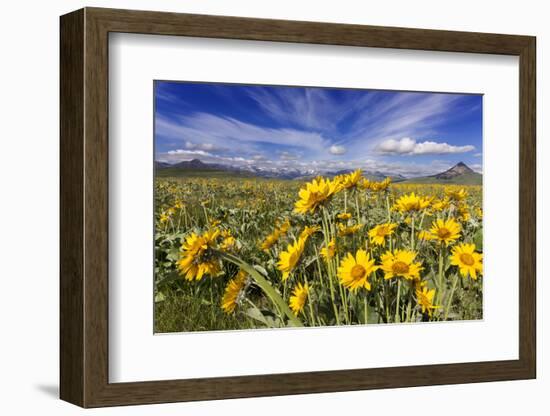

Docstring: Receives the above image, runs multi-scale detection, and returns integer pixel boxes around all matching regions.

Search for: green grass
[155,291,256,332]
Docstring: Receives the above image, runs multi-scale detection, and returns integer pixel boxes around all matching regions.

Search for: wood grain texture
[59,8,84,406]
[59,7,537,408]
[518,38,537,376]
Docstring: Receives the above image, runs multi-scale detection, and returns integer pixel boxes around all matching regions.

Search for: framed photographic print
[60,7,536,408]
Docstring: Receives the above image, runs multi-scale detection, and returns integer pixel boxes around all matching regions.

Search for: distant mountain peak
[434,162,474,179]
[172,158,210,169]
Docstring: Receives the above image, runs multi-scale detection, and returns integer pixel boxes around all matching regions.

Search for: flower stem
[410,215,415,251]
[386,193,391,222]
[444,273,459,320]
[303,274,316,326]
[321,208,340,325]
[355,191,361,225]
[217,251,303,327]
[395,279,401,323]
[438,244,445,304]
[405,283,413,322]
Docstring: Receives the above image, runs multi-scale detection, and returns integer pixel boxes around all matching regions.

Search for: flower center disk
[437,228,451,239]
[460,253,475,266]
[351,264,366,279]
[377,227,388,236]
[392,261,409,274]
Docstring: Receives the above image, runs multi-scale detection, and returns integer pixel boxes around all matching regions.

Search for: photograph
[153,81,484,333]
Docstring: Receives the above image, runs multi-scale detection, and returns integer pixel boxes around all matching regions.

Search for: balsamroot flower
[177,228,222,281]
[416,286,439,317]
[337,249,378,292]
[340,169,363,190]
[380,249,423,280]
[450,243,483,279]
[393,192,431,213]
[221,270,248,314]
[294,177,342,214]
[368,223,397,246]
[299,225,321,241]
[430,218,461,245]
[277,237,307,281]
[320,238,336,261]
[289,282,309,315]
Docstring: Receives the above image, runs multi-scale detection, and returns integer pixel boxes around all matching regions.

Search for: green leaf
[253,265,268,277]
[244,307,270,326]
[155,271,181,287]
[473,229,483,251]
[166,248,180,261]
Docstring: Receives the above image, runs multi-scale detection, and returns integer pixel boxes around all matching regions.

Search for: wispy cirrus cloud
[343,93,466,152]
[156,113,329,154]
[245,87,341,131]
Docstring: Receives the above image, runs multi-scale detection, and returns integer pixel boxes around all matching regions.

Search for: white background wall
[0,0,546,414]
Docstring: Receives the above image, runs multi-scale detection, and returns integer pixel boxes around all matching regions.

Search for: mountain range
[155,159,406,181]
[401,161,482,185]
[155,159,481,184]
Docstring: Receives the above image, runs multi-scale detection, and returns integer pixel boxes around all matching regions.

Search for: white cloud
[185,141,218,151]
[279,151,300,160]
[167,149,213,157]
[470,163,483,173]
[376,137,475,155]
[329,145,346,155]
[474,152,482,157]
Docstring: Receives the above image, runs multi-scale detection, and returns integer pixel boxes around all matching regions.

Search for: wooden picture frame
[60,7,536,408]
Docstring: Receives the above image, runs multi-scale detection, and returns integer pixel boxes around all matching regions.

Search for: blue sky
[154,81,482,177]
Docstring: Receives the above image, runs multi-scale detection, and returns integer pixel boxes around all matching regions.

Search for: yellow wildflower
[340,169,363,190]
[416,286,439,317]
[277,237,307,281]
[299,225,320,240]
[294,177,342,214]
[368,223,397,246]
[380,249,423,280]
[337,212,352,221]
[289,282,309,315]
[177,229,221,281]
[221,270,248,314]
[430,218,461,245]
[445,187,468,202]
[337,249,378,292]
[450,243,483,279]
[393,192,431,213]
[338,223,364,237]
[320,239,336,261]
